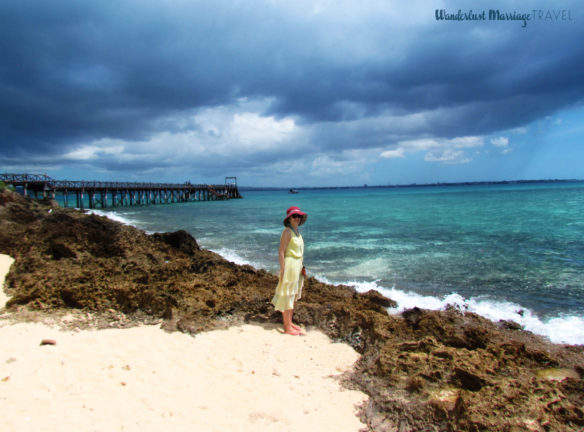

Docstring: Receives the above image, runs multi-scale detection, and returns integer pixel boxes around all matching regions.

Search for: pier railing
[0,173,242,209]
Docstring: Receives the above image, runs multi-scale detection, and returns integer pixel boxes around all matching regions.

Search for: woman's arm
[278,228,292,279]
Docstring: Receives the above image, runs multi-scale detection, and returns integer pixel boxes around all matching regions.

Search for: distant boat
[288,188,299,194]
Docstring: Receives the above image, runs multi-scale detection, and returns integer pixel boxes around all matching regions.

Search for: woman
[272,206,307,335]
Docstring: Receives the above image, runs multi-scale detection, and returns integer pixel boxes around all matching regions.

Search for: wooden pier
[0,174,242,209]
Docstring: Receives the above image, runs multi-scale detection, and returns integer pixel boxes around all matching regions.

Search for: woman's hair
[284,218,291,228]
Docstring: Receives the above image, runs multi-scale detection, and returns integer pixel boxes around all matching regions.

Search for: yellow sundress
[271,227,304,311]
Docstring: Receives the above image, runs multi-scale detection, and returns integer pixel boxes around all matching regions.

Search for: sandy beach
[0,254,368,432]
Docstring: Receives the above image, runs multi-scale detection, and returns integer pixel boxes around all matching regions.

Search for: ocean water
[91,182,584,345]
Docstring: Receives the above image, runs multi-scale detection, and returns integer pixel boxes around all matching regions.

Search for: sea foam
[330,279,584,346]
[86,209,139,227]
[209,248,264,269]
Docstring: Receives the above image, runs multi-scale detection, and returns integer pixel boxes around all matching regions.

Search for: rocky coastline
[0,189,582,431]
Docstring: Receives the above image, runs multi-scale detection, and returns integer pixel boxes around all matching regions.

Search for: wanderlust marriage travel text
[435,9,573,28]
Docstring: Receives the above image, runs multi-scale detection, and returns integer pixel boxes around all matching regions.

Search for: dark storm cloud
[1,0,583,171]
[0,0,252,155]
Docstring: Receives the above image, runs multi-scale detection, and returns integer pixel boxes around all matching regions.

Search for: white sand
[0,255,368,432]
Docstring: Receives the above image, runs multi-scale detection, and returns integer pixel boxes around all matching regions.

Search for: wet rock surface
[1,190,583,431]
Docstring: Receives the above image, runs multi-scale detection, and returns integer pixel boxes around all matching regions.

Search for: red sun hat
[284,206,308,226]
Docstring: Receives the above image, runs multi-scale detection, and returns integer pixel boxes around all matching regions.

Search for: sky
[1,0,583,187]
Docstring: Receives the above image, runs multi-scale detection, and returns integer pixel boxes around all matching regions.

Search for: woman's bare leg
[290,309,302,332]
[282,309,301,335]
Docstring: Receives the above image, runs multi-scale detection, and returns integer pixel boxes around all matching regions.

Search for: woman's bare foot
[284,327,302,335]
[291,323,302,331]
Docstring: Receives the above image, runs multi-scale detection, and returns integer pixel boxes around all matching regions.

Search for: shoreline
[210,242,584,346]
[0,253,369,432]
[178,243,584,346]
[1,190,583,431]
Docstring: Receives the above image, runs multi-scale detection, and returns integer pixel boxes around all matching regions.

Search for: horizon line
[239,178,583,190]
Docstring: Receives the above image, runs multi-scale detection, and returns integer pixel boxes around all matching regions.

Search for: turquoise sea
[92,182,584,345]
